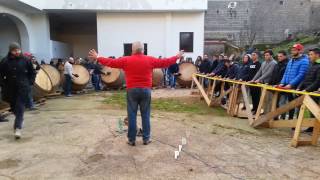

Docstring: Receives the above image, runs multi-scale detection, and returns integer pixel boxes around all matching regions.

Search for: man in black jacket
[249,51,261,114]
[297,48,320,133]
[199,55,212,75]
[271,51,289,120]
[0,42,36,139]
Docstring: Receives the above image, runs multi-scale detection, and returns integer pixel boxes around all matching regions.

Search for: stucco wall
[0,15,21,57]
[0,5,51,61]
[97,12,204,60]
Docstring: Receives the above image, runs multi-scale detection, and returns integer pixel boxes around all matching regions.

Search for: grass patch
[103,92,226,116]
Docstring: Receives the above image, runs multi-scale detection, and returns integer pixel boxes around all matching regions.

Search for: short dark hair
[309,48,320,55]
[252,50,260,56]
[278,50,287,56]
[264,49,274,56]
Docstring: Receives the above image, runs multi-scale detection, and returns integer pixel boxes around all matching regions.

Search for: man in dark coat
[297,48,320,133]
[0,42,36,139]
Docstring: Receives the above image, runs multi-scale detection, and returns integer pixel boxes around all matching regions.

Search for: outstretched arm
[88,49,126,69]
[151,51,184,69]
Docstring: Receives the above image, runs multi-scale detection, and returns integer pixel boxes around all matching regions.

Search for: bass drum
[101,66,125,89]
[177,62,197,87]
[33,67,53,100]
[71,65,90,91]
[152,69,164,87]
[41,65,61,93]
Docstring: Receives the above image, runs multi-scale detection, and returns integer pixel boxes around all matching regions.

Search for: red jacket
[98,54,179,89]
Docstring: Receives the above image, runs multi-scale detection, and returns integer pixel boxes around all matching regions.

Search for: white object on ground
[178,145,182,152]
[182,137,187,145]
[174,151,180,159]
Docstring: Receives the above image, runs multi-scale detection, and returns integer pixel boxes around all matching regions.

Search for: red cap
[23,52,32,57]
[292,43,304,51]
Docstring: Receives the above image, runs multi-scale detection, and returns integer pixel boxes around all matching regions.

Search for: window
[123,43,148,56]
[180,32,194,52]
[279,1,284,5]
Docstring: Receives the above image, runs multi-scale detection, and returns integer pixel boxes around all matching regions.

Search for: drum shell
[152,69,164,87]
[177,62,197,87]
[41,65,61,92]
[101,67,125,88]
[33,67,53,100]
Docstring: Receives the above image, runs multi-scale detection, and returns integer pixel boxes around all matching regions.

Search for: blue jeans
[127,88,151,142]
[91,74,101,91]
[169,73,176,88]
[26,88,34,109]
[64,75,72,96]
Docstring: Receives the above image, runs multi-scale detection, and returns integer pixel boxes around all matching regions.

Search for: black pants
[287,93,295,119]
[250,87,261,112]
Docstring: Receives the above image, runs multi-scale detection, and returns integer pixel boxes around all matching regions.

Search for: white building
[0,0,207,61]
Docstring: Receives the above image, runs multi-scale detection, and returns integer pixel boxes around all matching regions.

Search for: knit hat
[9,42,21,52]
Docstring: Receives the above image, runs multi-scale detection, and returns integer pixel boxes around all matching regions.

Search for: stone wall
[205,0,318,46]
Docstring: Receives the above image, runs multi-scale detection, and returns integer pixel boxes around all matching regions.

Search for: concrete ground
[0,89,320,180]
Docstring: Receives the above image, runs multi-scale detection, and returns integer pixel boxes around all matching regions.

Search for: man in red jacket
[88,42,184,146]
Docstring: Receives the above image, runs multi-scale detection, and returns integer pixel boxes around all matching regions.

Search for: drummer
[0,42,36,139]
[89,42,184,146]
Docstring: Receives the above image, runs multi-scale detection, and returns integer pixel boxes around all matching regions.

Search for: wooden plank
[192,76,211,106]
[291,104,306,148]
[254,87,267,120]
[303,95,320,120]
[269,119,315,128]
[209,80,217,100]
[227,84,237,115]
[241,85,254,125]
[252,95,305,127]
[269,91,279,125]
[311,120,320,145]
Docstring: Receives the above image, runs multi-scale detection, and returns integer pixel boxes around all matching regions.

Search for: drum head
[72,65,90,85]
[35,68,53,92]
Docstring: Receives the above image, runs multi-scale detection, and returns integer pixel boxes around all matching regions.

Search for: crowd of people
[195,44,320,133]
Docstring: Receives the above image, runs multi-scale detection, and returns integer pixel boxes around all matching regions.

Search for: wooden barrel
[101,66,125,88]
[33,67,53,99]
[152,69,164,87]
[71,65,90,91]
[177,62,197,87]
[41,65,61,92]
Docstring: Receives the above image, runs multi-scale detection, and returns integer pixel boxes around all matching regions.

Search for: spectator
[279,43,310,120]
[297,48,320,92]
[297,48,320,133]
[199,55,211,75]
[209,54,226,77]
[271,50,289,120]
[209,55,219,73]
[248,51,261,114]
[168,59,180,89]
[236,54,252,81]
[195,56,203,71]
[251,50,277,84]
[251,50,277,114]
[270,50,289,85]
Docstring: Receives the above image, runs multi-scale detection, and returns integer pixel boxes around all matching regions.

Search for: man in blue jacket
[278,43,310,119]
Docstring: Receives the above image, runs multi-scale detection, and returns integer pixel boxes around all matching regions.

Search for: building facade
[0,0,207,61]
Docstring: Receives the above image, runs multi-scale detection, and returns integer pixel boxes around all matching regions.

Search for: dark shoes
[127,139,152,146]
[143,140,152,145]
[127,141,136,146]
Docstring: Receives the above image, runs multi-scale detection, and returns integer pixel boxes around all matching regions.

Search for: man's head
[264,49,273,61]
[291,43,304,58]
[277,50,287,62]
[68,57,75,64]
[251,51,259,62]
[224,55,228,60]
[9,42,22,57]
[132,41,144,55]
[308,48,320,62]
[224,59,231,67]
[203,54,208,60]
[213,55,218,61]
